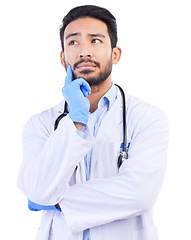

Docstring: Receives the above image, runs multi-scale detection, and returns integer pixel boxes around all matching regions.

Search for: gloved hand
[62,65,91,125]
[28,199,61,212]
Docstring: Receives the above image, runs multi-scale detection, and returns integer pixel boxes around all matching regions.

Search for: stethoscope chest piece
[117,142,130,168]
[118,151,128,168]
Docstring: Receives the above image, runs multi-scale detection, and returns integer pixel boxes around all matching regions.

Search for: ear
[60,51,65,67]
[112,47,122,65]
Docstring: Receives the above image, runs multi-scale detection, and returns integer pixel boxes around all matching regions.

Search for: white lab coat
[18,87,169,240]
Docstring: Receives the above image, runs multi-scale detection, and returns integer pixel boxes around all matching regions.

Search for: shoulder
[125,94,169,137]
[126,94,167,117]
[23,100,64,136]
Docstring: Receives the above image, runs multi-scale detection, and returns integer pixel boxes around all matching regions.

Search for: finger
[64,65,73,86]
[75,78,91,96]
[80,86,89,97]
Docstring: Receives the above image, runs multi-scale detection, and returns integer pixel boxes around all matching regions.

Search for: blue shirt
[83,84,117,240]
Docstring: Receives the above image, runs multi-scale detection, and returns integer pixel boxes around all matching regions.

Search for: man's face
[61,17,121,86]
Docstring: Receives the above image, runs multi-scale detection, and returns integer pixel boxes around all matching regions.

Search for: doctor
[17,5,169,240]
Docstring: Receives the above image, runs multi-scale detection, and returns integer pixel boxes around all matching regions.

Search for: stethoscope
[54,84,129,168]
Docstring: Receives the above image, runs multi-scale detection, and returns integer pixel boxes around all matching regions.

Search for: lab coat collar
[52,87,124,176]
[53,99,66,114]
[90,87,123,171]
[96,86,123,141]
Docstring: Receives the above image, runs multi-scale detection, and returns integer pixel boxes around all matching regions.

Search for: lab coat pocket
[132,227,158,240]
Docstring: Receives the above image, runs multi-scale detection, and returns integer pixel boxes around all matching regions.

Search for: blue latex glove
[62,65,91,125]
[28,199,61,212]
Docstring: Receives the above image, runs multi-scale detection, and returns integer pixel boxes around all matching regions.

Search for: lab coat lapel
[91,89,123,171]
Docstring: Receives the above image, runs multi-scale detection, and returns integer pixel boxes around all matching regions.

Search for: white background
[0,0,191,239]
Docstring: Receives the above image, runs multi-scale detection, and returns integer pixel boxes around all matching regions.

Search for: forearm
[59,109,169,232]
[18,115,94,205]
[18,65,92,207]
[59,161,166,232]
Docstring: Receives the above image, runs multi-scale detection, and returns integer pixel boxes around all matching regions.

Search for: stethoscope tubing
[54,84,128,168]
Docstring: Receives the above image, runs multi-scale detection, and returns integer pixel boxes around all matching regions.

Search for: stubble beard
[65,58,113,87]
[73,61,112,86]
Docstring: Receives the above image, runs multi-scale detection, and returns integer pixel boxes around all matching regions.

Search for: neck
[87,76,112,113]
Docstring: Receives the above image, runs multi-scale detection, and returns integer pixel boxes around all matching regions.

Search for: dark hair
[59,5,118,51]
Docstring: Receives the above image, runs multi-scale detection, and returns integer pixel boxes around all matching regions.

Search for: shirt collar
[98,83,117,110]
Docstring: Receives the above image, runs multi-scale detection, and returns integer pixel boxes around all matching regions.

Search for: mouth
[76,62,97,71]
[74,60,100,72]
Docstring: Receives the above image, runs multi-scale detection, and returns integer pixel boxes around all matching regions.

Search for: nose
[80,53,91,59]
[79,43,92,59]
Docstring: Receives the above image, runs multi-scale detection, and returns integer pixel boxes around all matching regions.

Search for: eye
[92,39,102,44]
[69,40,78,46]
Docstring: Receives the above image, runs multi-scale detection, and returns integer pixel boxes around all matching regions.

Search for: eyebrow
[88,33,106,38]
[65,32,80,40]
[65,33,106,40]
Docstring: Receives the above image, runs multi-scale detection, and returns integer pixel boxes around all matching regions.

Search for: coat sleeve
[17,112,94,205]
[59,104,169,233]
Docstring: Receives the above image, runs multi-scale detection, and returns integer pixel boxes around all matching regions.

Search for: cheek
[64,48,76,66]
[64,53,71,66]
[98,46,112,61]
[100,51,113,68]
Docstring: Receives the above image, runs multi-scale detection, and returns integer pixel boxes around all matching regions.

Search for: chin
[73,70,95,80]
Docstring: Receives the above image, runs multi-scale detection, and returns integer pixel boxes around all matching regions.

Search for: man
[18,5,169,240]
